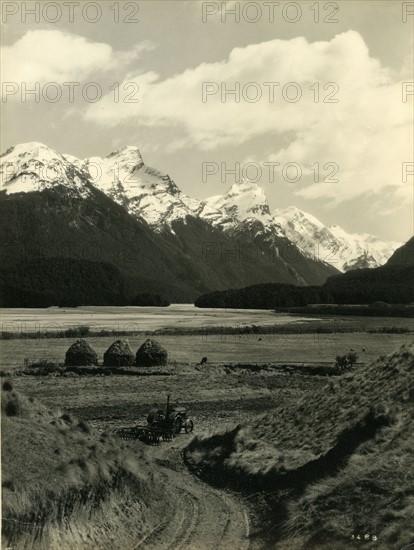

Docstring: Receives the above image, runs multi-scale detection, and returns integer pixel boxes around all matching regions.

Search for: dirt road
[135,437,250,550]
[43,434,251,550]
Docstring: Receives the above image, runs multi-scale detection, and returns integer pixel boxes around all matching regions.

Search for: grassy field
[2,312,413,549]
[1,331,412,371]
[7,362,326,436]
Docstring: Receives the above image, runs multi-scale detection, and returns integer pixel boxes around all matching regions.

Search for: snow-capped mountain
[273,206,400,271]
[76,147,227,230]
[202,179,286,240]
[0,142,398,273]
[1,142,341,305]
[206,179,273,223]
[0,142,92,198]
[0,143,226,229]
[202,183,400,271]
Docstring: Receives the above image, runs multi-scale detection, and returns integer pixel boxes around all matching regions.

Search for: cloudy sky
[1,0,413,241]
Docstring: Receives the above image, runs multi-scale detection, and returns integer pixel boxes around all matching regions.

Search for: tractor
[116,395,194,444]
[147,395,194,435]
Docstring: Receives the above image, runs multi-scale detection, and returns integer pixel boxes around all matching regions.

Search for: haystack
[103,339,135,367]
[135,339,168,366]
[65,339,98,366]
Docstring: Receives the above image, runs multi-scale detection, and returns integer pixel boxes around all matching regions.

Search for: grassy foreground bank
[185,345,414,549]
[1,382,166,549]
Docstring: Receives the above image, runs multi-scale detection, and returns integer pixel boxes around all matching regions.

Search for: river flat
[0,304,319,334]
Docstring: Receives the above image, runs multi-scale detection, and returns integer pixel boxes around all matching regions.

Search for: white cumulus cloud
[84,30,412,206]
[1,30,152,85]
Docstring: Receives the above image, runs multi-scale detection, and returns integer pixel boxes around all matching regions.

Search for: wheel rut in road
[139,440,250,550]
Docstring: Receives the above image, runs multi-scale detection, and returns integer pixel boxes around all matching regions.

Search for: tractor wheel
[173,415,182,435]
[185,419,194,434]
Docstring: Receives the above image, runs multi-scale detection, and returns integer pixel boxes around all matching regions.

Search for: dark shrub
[61,413,74,424]
[64,325,90,338]
[77,420,92,434]
[3,381,13,392]
[29,360,61,374]
[5,395,20,417]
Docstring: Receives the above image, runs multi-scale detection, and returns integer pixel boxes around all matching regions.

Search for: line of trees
[195,264,414,308]
[0,258,170,307]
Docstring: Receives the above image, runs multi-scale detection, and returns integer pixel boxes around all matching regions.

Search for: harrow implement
[116,424,174,445]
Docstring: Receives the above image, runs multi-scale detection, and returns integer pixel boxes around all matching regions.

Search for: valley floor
[1,327,412,371]
[3,329,413,549]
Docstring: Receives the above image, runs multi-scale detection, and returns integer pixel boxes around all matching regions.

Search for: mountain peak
[206,179,271,222]
[273,207,400,271]
[106,145,143,161]
[0,142,92,197]
[274,206,326,230]
[1,142,60,160]
[233,177,262,188]
[0,142,400,271]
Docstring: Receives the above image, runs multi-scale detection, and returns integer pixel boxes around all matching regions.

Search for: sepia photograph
[1,1,413,548]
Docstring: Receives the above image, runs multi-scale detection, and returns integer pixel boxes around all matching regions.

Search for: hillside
[0,143,339,306]
[0,187,336,305]
[1,381,167,549]
[323,263,414,304]
[0,258,129,307]
[195,238,414,308]
[0,185,206,303]
[185,344,414,549]
[385,236,414,266]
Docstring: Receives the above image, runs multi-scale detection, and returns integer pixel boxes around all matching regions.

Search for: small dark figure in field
[200,357,208,365]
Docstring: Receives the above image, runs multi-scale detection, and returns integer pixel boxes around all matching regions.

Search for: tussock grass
[185,344,414,548]
[1,381,163,549]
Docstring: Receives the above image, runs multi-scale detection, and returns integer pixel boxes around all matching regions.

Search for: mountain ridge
[1,142,341,305]
[0,142,401,306]
[1,142,399,274]
[273,206,400,271]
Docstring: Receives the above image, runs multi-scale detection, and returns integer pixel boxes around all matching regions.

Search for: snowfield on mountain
[273,206,400,271]
[1,142,399,273]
